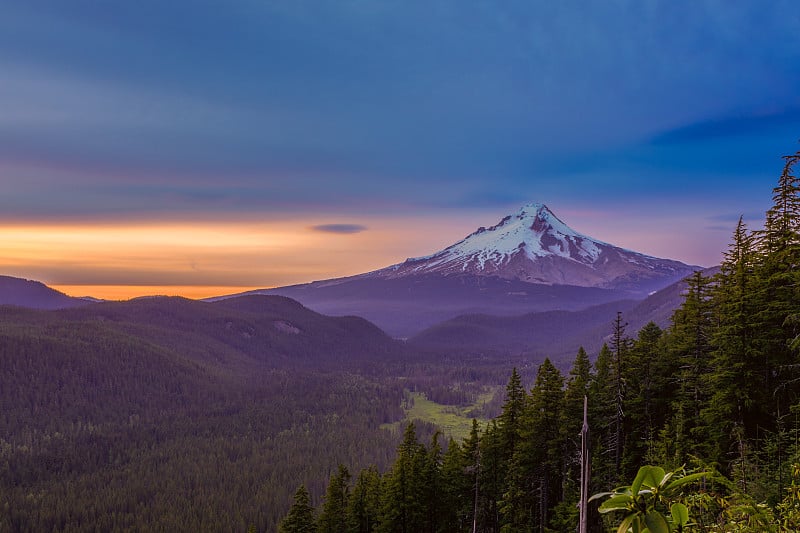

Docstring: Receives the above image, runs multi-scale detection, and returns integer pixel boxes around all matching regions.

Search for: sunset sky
[2,1,799,299]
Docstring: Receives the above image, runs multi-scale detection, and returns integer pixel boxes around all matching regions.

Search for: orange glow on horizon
[50,285,268,301]
[0,208,720,301]
[0,215,483,299]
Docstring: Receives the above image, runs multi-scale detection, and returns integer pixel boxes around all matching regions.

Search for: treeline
[281,149,800,531]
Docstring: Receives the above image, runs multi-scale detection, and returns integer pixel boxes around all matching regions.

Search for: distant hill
[408,266,719,367]
[254,275,643,338]
[408,299,638,367]
[0,275,90,309]
[43,294,410,369]
[228,203,699,337]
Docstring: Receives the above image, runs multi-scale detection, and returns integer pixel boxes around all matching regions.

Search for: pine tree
[610,312,632,478]
[492,368,527,532]
[666,271,714,464]
[703,217,763,467]
[479,420,503,533]
[498,368,526,462]
[379,423,427,533]
[503,358,564,532]
[422,432,444,533]
[622,322,664,475]
[318,464,351,533]
[589,343,617,490]
[754,149,800,423]
[440,438,471,532]
[462,419,483,533]
[280,485,317,533]
[346,466,382,533]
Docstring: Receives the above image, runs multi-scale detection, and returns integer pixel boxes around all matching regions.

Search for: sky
[1,1,799,299]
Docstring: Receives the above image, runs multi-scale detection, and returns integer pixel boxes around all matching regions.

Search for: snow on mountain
[368,203,696,290]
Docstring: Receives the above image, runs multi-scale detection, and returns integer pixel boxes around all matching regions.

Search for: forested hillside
[0,296,422,531]
[0,293,521,531]
[282,149,800,532]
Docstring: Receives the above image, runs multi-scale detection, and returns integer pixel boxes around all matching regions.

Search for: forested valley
[0,290,514,531]
[281,150,800,532]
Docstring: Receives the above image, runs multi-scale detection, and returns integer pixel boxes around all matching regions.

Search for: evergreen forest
[0,283,511,531]
[281,150,800,532]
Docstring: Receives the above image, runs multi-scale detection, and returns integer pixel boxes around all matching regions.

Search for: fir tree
[754,149,800,422]
[498,367,526,462]
[379,423,426,533]
[280,485,317,533]
[665,271,714,464]
[503,358,564,532]
[346,466,382,533]
[703,217,763,467]
[479,420,503,533]
[439,438,471,532]
[422,432,444,533]
[589,343,617,490]
[610,312,632,478]
[318,464,351,533]
[462,419,484,532]
[623,322,664,475]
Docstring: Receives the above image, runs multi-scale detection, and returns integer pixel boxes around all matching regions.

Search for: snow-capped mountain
[369,203,694,290]
[226,203,701,336]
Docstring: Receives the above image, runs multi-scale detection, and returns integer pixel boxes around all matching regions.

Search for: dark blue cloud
[652,108,800,144]
[311,224,368,234]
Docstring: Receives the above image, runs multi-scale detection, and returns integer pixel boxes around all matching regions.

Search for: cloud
[311,224,367,234]
[651,107,800,145]
[706,212,765,223]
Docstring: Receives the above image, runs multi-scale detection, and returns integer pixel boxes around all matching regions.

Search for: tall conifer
[318,465,351,533]
[704,217,762,466]
[498,368,526,462]
[346,466,382,533]
[280,485,317,533]
[623,322,664,476]
[503,358,564,532]
[666,271,714,463]
[754,149,800,421]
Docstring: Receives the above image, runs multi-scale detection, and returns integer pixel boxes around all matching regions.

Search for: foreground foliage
[592,466,706,532]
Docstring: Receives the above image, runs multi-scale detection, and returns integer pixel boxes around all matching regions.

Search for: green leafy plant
[590,465,708,533]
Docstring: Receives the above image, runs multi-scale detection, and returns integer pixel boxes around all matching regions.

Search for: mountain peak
[370,203,695,291]
[518,202,550,215]
[438,202,598,265]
